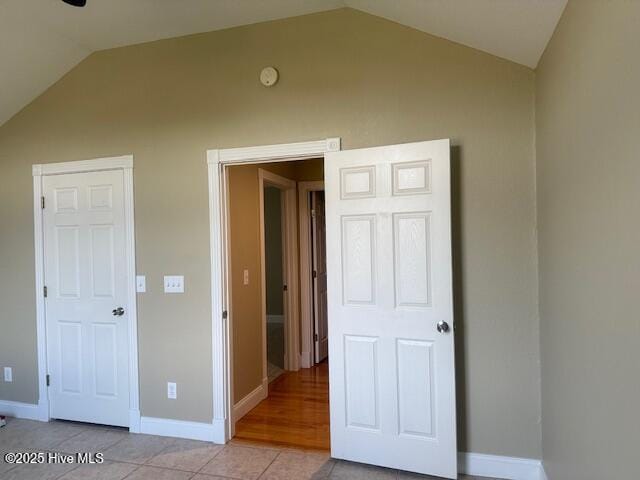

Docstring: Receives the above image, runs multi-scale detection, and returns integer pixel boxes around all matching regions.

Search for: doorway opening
[208,138,457,477]
[225,158,330,450]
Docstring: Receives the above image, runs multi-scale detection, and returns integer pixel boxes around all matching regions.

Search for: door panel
[326,140,456,478]
[344,335,379,430]
[43,169,129,427]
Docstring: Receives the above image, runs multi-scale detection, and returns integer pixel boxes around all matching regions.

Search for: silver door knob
[112,307,125,317]
[436,321,450,333]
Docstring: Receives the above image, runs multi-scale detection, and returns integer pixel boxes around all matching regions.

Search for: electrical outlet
[4,367,13,383]
[167,382,177,399]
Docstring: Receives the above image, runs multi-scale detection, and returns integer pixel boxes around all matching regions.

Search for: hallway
[234,362,330,450]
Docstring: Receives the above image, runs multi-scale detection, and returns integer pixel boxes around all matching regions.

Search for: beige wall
[228,159,323,401]
[0,8,540,457]
[535,1,640,477]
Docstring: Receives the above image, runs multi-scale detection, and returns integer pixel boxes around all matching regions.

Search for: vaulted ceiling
[0,0,567,126]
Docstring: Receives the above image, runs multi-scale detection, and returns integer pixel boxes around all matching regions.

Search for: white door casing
[312,191,328,363]
[325,139,457,478]
[298,180,325,369]
[43,169,130,427]
[208,139,341,442]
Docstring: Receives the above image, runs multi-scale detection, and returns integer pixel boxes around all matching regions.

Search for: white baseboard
[211,417,228,444]
[0,400,48,422]
[299,351,312,368]
[459,452,545,480]
[139,416,217,442]
[233,377,268,422]
[128,409,141,433]
[266,314,284,324]
[540,463,549,480]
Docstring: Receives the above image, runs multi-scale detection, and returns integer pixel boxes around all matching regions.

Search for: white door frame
[298,180,325,369]
[32,155,141,431]
[259,169,298,377]
[207,138,341,442]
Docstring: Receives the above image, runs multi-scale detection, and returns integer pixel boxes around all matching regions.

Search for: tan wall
[0,9,540,457]
[228,160,322,401]
[535,1,640,477]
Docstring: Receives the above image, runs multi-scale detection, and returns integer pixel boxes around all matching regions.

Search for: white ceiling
[0,0,566,127]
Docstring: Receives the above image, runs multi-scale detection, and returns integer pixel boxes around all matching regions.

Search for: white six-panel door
[43,170,130,427]
[326,140,457,478]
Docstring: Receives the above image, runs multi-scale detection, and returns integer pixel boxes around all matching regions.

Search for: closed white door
[326,140,457,478]
[312,191,328,363]
[43,170,130,427]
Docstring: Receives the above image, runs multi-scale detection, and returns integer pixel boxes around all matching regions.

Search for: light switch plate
[243,269,249,286]
[4,367,12,382]
[167,382,177,399]
[164,275,184,293]
[136,275,146,293]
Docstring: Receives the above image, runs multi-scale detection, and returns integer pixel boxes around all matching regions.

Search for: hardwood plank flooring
[234,361,330,450]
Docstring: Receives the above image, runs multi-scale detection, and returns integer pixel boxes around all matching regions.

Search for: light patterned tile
[1,421,86,450]
[146,438,223,472]
[0,449,17,475]
[228,438,285,451]
[0,459,77,480]
[191,475,234,480]
[103,434,175,464]
[57,428,128,454]
[330,460,398,480]
[261,450,335,479]
[124,465,193,480]
[200,444,279,480]
[57,460,139,480]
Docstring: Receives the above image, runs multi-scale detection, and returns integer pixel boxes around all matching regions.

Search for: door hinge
[222,310,228,320]
[46,374,50,387]
[314,334,318,341]
[311,209,316,218]
[41,196,45,209]
[43,286,48,298]
[283,284,288,292]
[312,270,317,279]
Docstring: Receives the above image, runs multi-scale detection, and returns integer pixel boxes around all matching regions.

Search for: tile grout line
[256,449,281,479]
[48,423,89,451]
[120,462,145,480]
[194,442,227,475]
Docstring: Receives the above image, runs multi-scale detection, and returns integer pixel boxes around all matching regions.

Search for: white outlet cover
[4,367,12,382]
[164,275,184,293]
[136,275,146,293]
[167,382,177,399]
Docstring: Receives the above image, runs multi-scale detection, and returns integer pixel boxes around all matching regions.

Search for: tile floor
[0,418,500,480]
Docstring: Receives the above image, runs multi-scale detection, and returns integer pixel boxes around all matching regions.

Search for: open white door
[326,139,456,478]
[312,191,328,363]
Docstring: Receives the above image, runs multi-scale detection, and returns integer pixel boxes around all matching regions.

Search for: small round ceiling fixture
[260,67,279,87]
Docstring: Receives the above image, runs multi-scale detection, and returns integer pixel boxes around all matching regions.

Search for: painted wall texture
[0,9,540,458]
[535,1,640,478]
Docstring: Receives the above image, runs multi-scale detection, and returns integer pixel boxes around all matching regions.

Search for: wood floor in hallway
[234,361,330,450]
